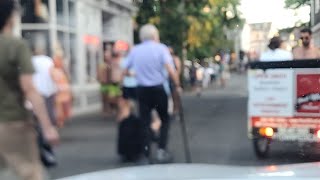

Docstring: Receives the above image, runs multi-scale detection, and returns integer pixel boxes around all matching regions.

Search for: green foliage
[285,0,310,9]
[284,0,311,27]
[133,0,243,59]
[133,0,160,44]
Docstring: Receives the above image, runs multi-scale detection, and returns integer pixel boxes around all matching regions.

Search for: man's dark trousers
[137,85,170,157]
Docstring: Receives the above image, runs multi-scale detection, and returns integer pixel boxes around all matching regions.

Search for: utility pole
[179,0,192,164]
[181,0,187,88]
[181,0,187,61]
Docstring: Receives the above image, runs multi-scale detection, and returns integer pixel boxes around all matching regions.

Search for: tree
[133,0,243,59]
[182,0,243,59]
[285,0,311,27]
[285,0,310,9]
[133,0,160,44]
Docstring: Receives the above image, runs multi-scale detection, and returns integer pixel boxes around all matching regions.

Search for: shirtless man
[293,28,320,60]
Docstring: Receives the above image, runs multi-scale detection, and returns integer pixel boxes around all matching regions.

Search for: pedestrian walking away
[31,34,59,168]
[32,45,58,126]
[0,1,59,179]
[99,43,123,117]
[98,44,113,116]
[123,24,181,164]
[52,42,72,128]
[196,63,204,95]
[202,62,212,89]
[189,61,197,92]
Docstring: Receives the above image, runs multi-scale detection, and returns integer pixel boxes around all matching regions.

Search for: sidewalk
[50,110,191,179]
[49,113,122,179]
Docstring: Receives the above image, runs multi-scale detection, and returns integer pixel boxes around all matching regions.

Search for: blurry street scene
[50,74,320,179]
[50,75,249,179]
[2,0,320,179]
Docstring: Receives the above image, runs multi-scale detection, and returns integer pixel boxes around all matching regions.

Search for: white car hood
[57,163,320,180]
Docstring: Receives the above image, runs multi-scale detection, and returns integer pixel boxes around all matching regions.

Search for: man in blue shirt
[123,24,181,164]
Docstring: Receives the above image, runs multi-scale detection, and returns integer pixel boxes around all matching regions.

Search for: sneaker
[151,131,160,143]
[41,149,57,168]
[155,149,173,164]
[170,113,180,122]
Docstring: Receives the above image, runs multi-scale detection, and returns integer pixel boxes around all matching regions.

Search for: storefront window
[57,31,77,84]
[56,0,66,25]
[57,31,66,51]
[22,30,51,56]
[68,1,76,27]
[85,46,91,83]
[70,34,78,83]
[20,0,50,23]
[84,35,100,83]
[56,0,75,27]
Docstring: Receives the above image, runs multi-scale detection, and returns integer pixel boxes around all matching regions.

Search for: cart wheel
[253,137,271,159]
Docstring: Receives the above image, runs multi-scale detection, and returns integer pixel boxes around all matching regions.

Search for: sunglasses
[300,36,310,40]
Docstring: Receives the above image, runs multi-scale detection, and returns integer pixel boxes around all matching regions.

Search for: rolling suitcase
[117,114,142,162]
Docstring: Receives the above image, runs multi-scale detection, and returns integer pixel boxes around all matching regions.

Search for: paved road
[50,74,320,179]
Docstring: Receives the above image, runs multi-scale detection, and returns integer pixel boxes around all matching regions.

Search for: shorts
[169,80,175,93]
[122,87,137,100]
[100,83,122,98]
[190,77,196,86]
[0,121,44,180]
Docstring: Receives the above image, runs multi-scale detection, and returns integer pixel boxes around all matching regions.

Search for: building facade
[249,23,272,55]
[311,0,320,47]
[243,22,278,60]
[18,0,136,115]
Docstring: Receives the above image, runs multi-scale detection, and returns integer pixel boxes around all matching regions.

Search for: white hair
[139,24,159,42]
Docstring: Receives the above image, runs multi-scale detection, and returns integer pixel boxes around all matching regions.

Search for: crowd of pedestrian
[97,24,181,164]
[185,57,231,96]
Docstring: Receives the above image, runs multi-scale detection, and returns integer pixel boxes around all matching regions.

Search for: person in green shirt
[0,1,59,179]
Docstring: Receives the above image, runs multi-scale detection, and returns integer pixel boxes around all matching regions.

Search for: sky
[239,0,310,29]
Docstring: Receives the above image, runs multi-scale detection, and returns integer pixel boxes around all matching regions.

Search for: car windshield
[0,0,318,179]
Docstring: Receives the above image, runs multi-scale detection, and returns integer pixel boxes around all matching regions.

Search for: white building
[311,0,320,47]
[18,0,136,115]
[241,22,278,60]
[249,23,272,54]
